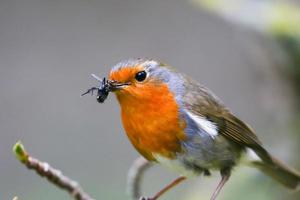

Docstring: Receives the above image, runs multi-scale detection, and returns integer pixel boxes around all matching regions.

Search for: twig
[127,157,153,200]
[13,141,95,200]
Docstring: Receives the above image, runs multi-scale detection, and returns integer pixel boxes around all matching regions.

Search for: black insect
[81,74,111,103]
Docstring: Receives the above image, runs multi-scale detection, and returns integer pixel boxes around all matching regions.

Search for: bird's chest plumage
[116,84,186,161]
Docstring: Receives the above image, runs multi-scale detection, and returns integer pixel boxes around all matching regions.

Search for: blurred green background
[0,0,299,200]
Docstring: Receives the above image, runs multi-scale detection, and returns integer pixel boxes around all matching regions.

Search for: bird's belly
[152,135,243,178]
[153,154,200,177]
[180,134,243,170]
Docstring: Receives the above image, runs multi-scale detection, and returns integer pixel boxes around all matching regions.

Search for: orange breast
[115,83,186,161]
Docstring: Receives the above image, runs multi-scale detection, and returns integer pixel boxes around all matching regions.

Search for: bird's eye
[135,71,147,82]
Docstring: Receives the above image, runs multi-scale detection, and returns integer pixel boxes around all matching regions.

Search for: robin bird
[83,58,300,200]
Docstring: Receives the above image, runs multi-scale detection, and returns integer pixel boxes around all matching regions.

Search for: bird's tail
[250,147,300,190]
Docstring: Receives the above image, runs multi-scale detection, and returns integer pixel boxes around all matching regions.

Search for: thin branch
[127,157,153,200]
[13,141,95,200]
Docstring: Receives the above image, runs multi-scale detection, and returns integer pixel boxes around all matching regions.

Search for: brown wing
[206,111,262,147]
[182,78,262,148]
[182,77,273,163]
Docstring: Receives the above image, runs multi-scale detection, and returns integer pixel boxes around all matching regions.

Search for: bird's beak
[108,80,131,92]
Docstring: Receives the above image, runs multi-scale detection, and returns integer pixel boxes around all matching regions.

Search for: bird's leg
[140,176,186,200]
[210,168,231,200]
[127,157,153,200]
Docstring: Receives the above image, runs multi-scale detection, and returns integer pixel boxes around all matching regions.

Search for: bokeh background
[1,0,300,199]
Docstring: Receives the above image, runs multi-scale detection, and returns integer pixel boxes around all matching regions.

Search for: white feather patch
[240,148,262,166]
[186,111,218,138]
[153,154,198,177]
[245,148,261,162]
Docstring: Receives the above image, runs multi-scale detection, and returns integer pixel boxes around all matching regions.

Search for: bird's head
[83,58,185,108]
[107,59,183,105]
